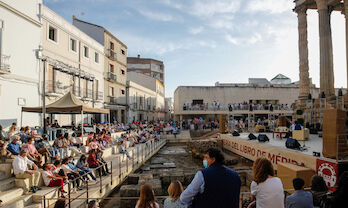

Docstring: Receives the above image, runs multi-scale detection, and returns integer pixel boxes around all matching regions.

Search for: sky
[44,0,347,98]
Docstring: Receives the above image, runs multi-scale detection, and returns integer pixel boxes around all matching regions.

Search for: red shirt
[88,153,98,167]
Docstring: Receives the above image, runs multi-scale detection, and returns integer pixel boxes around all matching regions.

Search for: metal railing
[82,89,93,99]
[40,139,166,208]
[106,49,117,60]
[0,55,10,73]
[182,104,293,111]
[95,91,103,101]
[106,72,117,82]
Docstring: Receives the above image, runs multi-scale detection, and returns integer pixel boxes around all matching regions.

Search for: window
[70,38,77,52]
[109,64,114,73]
[48,26,57,42]
[121,49,125,55]
[83,46,89,58]
[121,89,125,95]
[109,87,114,97]
[121,69,125,75]
[94,52,99,63]
[110,42,114,50]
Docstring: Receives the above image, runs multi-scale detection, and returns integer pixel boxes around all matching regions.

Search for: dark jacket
[193,163,241,208]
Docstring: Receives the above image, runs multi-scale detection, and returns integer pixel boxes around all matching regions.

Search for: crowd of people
[183,101,293,112]
[134,148,347,208]
[0,120,166,195]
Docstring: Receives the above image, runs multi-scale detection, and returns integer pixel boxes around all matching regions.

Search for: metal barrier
[40,138,166,208]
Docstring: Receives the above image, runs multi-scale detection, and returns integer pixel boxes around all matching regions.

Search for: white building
[0,0,42,128]
[40,5,105,125]
[127,72,165,121]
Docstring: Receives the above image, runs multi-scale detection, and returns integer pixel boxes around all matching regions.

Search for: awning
[22,91,109,114]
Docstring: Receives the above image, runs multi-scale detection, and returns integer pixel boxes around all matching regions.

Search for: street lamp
[306,93,312,126]
[319,92,326,127]
[337,89,343,109]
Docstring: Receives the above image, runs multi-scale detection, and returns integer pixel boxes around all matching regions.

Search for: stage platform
[229,132,322,157]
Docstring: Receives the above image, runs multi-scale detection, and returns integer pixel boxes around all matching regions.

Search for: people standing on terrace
[180,148,241,208]
[248,157,284,208]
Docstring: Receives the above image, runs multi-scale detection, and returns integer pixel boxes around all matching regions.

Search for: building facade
[41,5,105,125]
[73,18,128,123]
[174,75,323,121]
[127,56,165,85]
[127,72,165,121]
[0,0,42,128]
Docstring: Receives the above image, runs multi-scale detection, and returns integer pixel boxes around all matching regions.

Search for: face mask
[203,160,208,168]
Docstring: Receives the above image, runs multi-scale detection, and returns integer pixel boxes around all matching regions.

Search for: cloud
[246,0,293,14]
[157,0,183,9]
[190,0,242,18]
[188,26,204,35]
[137,10,175,22]
[225,33,262,45]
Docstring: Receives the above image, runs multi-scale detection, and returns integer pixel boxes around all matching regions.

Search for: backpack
[285,138,301,149]
[248,133,257,140]
[232,131,240,136]
[257,134,269,142]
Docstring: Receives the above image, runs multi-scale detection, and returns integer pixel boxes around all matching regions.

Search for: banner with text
[221,135,317,170]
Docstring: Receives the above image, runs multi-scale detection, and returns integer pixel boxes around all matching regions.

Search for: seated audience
[310,175,328,207]
[136,183,159,208]
[13,149,41,193]
[164,181,186,208]
[61,158,82,192]
[286,177,313,208]
[248,157,284,208]
[77,154,97,182]
[88,149,107,176]
[24,137,42,167]
[55,134,68,159]
[119,140,132,159]
[7,136,21,156]
[42,163,66,193]
[329,171,348,207]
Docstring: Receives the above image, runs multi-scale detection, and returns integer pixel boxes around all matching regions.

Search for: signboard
[316,158,338,191]
[221,135,317,170]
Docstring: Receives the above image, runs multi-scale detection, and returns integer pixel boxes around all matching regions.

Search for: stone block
[120,185,140,197]
[127,174,139,185]
[15,178,30,192]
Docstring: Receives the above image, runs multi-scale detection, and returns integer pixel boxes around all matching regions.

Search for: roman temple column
[315,0,335,98]
[296,6,311,100]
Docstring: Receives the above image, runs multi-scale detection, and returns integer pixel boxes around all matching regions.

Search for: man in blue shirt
[286,177,314,208]
[7,136,21,156]
[180,148,241,208]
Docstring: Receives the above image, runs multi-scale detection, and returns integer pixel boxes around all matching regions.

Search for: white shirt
[12,156,34,175]
[251,177,284,208]
[61,164,73,174]
[42,170,54,186]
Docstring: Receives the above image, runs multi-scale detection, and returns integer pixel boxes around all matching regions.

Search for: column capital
[315,0,328,11]
[294,5,307,15]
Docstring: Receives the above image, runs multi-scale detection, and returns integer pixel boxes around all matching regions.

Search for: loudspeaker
[232,131,240,136]
[285,138,301,149]
[258,134,269,142]
[248,133,257,140]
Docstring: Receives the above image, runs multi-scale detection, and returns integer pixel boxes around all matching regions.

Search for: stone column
[296,7,310,100]
[344,0,348,90]
[316,0,335,98]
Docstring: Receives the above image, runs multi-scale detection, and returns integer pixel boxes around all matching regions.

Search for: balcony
[82,89,93,100]
[45,81,67,96]
[0,55,10,74]
[106,72,117,82]
[95,91,103,101]
[106,49,117,61]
